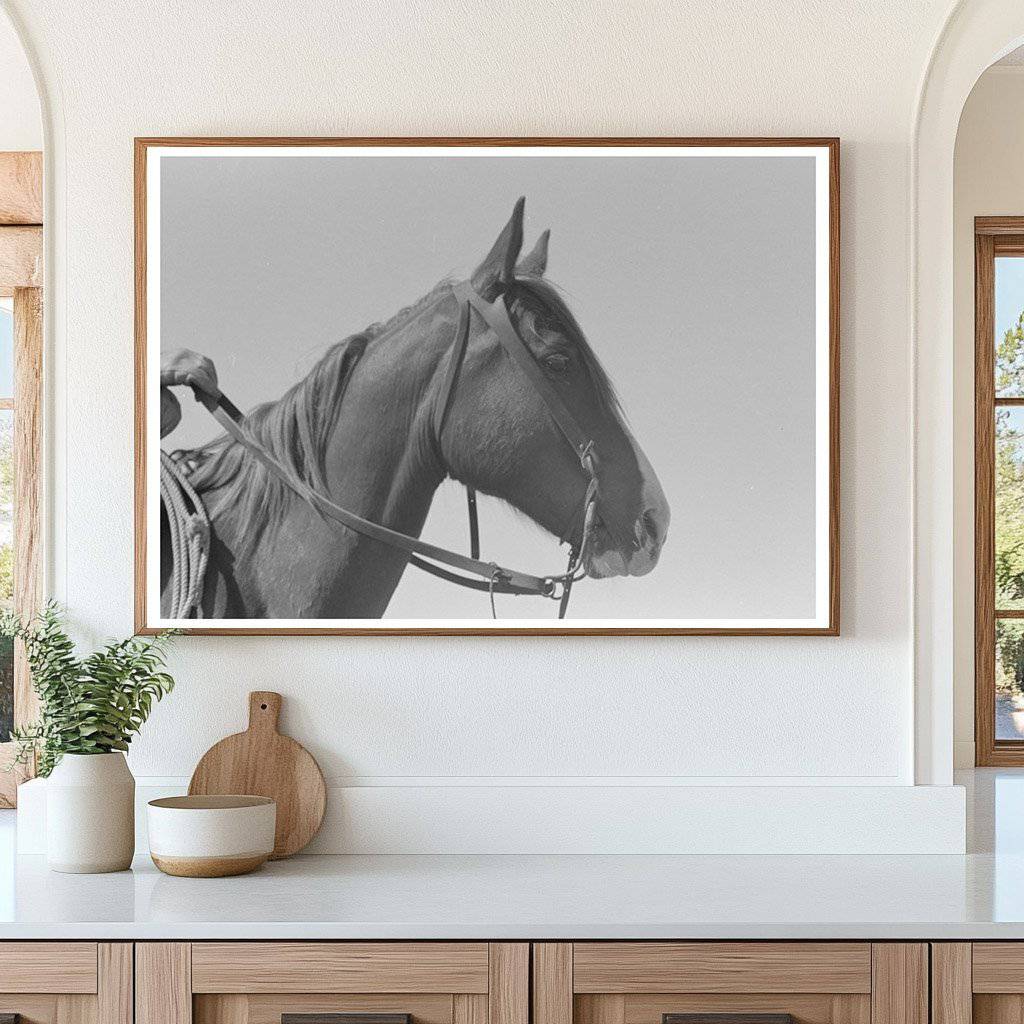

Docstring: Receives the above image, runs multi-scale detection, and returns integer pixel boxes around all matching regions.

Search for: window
[0,287,41,806]
[0,150,43,806]
[976,218,1024,764]
[0,301,11,746]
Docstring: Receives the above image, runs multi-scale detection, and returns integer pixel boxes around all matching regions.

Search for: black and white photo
[136,139,838,634]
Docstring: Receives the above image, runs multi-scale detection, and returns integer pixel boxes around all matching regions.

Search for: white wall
[2,0,972,851]
[0,8,39,151]
[953,67,1024,767]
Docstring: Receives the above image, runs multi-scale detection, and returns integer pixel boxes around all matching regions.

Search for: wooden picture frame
[135,137,840,636]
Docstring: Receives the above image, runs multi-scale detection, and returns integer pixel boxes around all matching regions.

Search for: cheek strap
[451,282,597,468]
[432,300,471,447]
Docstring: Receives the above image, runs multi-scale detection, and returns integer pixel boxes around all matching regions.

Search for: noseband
[192,280,599,619]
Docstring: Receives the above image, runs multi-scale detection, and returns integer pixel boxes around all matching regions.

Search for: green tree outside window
[996,310,1024,694]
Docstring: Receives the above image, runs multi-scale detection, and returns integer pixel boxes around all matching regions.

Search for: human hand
[160,349,220,438]
[160,348,220,399]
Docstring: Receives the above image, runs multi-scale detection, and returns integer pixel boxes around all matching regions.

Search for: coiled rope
[160,450,211,618]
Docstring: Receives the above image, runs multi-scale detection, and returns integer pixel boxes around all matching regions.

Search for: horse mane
[172,274,617,551]
[172,333,367,546]
[172,278,455,550]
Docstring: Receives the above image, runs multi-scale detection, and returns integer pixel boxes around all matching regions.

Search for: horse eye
[543,353,571,374]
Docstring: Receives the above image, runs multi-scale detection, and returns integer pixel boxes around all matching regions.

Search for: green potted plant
[3,603,175,873]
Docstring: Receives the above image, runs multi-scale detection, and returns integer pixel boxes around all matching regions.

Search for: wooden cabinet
[0,943,131,1024]
[135,944,527,1024]
[930,942,1024,1024]
[0,937,977,1024]
[534,943,928,1024]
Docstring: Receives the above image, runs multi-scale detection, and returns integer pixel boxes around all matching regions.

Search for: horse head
[439,198,670,579]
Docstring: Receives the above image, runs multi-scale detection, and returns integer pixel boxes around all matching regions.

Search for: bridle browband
[190,279,599,619]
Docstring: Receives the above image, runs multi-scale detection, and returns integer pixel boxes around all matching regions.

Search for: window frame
[975,217,1024,765]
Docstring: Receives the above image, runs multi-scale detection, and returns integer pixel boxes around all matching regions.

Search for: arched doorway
[914,0,1024,785]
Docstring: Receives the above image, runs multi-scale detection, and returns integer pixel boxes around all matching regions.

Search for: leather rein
[190,280,599,619]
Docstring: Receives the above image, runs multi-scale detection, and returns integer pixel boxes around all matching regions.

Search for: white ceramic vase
[46,752,135,873]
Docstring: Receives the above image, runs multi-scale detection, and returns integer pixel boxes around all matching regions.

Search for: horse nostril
[635,508,662,551]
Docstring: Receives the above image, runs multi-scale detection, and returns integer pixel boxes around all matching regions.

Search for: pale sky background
[0,303,15,394]
[159,152,818,620]
[997,257,1024,360]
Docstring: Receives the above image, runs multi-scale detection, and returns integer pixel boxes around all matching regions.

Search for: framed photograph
[135,137,839,636]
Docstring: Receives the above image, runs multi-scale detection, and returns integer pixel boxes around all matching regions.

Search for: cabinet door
[0,943,131,1024]
[933,942,1024,1024]
[136,943,528,1024]
[535,943,927,1024]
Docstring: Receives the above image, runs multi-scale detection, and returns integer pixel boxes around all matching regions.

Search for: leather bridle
[191,279,599,619]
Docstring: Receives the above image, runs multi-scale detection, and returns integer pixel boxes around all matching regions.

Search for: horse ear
[517,229,550,277]
[471,197,525,299]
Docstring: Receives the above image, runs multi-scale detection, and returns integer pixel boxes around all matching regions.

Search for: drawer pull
[283,1016,411,1024]
[1,1016,20,1024]
[664,1016,795,1024]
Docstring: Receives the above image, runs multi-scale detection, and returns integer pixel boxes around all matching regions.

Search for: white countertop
[0,769,1021,941]
[0,840,1021,940]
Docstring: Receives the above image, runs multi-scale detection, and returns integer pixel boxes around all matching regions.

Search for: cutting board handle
[248,691,282,733]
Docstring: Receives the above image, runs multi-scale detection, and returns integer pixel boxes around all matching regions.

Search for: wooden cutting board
[188,691,326,859]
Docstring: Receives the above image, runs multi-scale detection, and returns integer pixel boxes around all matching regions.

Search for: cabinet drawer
[535,943,925,1024]
[973,942,1024,992]
[0,943,129,1024]
[191,943,490,993]
[572,943,871,994]
[0,942,98,993]
[139,943,528,1024]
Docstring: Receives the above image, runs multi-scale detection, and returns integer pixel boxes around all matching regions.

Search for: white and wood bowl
[147,795,276,877]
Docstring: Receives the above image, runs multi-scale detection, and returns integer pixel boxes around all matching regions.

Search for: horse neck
[319,290,459,535]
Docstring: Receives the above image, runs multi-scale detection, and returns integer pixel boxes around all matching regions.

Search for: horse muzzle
[584,501,670,579]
